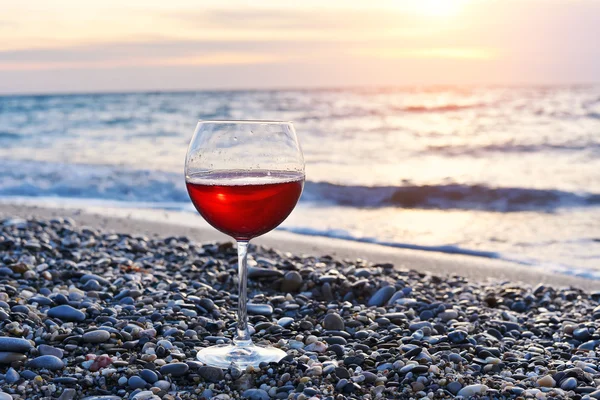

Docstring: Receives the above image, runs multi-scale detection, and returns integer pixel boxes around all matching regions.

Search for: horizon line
[1,82,600,97]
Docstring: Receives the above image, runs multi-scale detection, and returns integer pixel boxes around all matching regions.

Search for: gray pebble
[128,376,147,389]
[447,381,462,395]
[58,388,77,400]
[277,317,294,327]
[281,271,303,292]
[247,303,273,316]
[0,394,11,400]
[323,313,345,330]
[0,352,27,364]
[83,330,111,343]
[0,337,32,353]
[242,389,270,400]
[38,344,64,358]
[367,286,395,307]
[47,305,86,322]
[159,362,189,376]
[561,377,578,391]
[5,367,19,383]
[198,365,224,382]
[140,369,158,384]
[28,355,65,370]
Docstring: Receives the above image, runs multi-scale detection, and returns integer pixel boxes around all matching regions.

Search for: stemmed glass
[185,120,305,369]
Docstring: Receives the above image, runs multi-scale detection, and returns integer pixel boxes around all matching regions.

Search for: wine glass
[185,120,305,369]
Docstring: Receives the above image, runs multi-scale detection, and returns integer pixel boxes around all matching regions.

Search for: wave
[1,160,599,212]
[303,181,600,212]
[399,103,484,113]
[0,131,21,139]
[278,226,600,280]
[425,141,600,156]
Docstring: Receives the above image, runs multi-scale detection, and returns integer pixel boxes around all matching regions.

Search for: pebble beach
[1,217,600,400]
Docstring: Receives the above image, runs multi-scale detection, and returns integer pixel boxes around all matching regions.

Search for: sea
[1,86,599,278]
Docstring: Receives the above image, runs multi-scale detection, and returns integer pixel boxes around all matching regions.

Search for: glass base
[196,340,287,369]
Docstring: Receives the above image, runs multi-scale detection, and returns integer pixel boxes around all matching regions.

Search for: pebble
[83,330,111,343]
[0,337,32,353]
[242,389,270,400]
[38,344,64,358]
[0,352,27,364]
[47,305,86,322]
[367,286,395,307]
[58,388,77,400]
[139,369,158,384]
[198,365,224,382]
[447,381,462,395]
[0,394,11,400]
[323,313,345,330]
[280,271,303,292]
[128,376,147,389]
[457,384,488,397]
[159,362,189,376]
[27,355,65,370]
[5,367,19,383]
[537,375,556,387]
[277,317,294,327]
[561,377,577,391]
[247,303,273,316]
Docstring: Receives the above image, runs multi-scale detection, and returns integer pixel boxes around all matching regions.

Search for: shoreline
[0,202,598,291]
[1,214,599,399]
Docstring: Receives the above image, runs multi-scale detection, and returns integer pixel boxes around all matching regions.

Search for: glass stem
[235,240,251,345]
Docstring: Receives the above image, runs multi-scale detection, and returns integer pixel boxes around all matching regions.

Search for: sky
[1,0,599,94]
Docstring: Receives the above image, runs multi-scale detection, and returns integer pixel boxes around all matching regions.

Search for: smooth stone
[457,384,488,397]
[131,391,158,400]
[323,313,345,330]
[277,317,294,328]
[574,328,591,341]
[335,367,350,379]
[28,355,65,370]
[305,341,328,353]
[0,394,11,400]
[247,303,273,316]
[128,376,147,389]
[80,273,111,286]
[82,396,123,400]
[537,375,556,387]
[198,366,224,383]
[388,290,404,306]
[447,381,462,395]
[561,377,578,391]
[38,344,64,358]
[153,380,171,391]
[439,310,458,322]
[280,271,303,292]
[159,362,189,376]
[47,305,86,322]
[242,389,270,400]
[5,367,19,383]
[247,267,283,280]
[0,352,27,364]
[83,330,111,343]
[448,330,468,343]
[578,340,600,350]
[0,337,33,353]
[58,388,77,400]
[140,369,158,384]
[367,286,395,307]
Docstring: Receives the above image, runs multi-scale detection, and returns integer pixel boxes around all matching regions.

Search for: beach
[1,204,600,399]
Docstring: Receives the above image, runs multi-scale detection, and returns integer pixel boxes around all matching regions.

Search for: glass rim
[198,119,293,124]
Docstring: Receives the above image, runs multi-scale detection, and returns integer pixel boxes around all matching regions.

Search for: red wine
[186,170,304,241]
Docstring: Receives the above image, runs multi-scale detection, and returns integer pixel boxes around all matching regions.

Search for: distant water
[1,87,599,277]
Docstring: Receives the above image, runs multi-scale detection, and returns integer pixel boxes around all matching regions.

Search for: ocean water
[1,87,599,277]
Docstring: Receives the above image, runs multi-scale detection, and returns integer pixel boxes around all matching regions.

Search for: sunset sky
[1,0,599,94]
